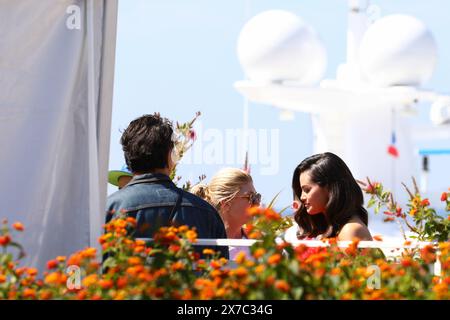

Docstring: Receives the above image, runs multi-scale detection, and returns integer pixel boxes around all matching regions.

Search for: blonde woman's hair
[190,168,252,211]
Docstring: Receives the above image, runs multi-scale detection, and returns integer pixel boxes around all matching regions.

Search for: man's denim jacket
[106,173,229,258]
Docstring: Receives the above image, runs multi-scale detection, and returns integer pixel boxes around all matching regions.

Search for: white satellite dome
[430,97,450,125]
[237,10,327,85]
[359,14,437,87]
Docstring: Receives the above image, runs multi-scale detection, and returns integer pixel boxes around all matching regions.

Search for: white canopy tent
[0,0,118,269]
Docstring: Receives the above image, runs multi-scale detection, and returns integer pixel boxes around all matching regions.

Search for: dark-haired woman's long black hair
[291,152,368,239]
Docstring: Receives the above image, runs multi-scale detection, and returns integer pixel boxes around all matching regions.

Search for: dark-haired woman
[291,152,372,241]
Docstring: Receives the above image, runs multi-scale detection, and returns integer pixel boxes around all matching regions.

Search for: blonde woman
[191,168,261,260]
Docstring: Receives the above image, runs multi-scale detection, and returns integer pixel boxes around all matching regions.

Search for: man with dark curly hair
[106,113,229,258]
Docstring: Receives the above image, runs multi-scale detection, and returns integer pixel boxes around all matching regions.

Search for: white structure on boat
[234,0,450,199]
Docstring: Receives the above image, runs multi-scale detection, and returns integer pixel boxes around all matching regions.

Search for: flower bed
[0,202,449,300]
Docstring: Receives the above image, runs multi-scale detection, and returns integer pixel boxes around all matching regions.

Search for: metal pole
[87,0,102,250]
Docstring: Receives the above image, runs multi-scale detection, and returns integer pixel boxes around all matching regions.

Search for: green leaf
[267,190,283,209]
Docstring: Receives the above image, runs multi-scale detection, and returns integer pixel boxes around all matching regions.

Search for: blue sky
[109,0,450,234]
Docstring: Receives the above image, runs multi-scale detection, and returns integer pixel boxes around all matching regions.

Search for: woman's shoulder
[338,216,372,241]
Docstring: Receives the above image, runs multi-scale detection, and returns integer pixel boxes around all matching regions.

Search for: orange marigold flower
[235,251,246,264]
[99,233,112,244]
[82,274,98,287]
[22,288,36,299]
[267,253,282,265]
[127,257,142,266]
[116,276,128,289]
[233,267,248,278]
[210,260,222,269]
[114,219,127,229]
[181,289,193,300]
[331,268,342,276]
[0,274,7,283]
[47,260,58,270]
[248,230,263,239]
[265,275,275,286]
[420,198,430,207]
[82,247,97,259]
[12,222,24,232]
[76,290,87,300]
[171,261,185,271]
[56,256,66,262]
[276,242,290,251]
[169,244,180,253]
[264,208,281,221]
[432,283,448,296]
[202,248,215,255]
[44,272,61,285]
[402,258,413,268]
[420,245,437,264]
[15,267,26,277]
[244,223,254,234]
[27,268,38,277]
[126,217,137,226]
[373,235,383,241]
[39,290,53,300]
[134,246,145,254]
[185,230,197,242]
[253,248,266,259]
[134,239,146,246]
[210,269,222,278]
[154,268,167,278]
[255,265,265,274]
[345,238,360,256]
[441,192,448,202]
[341,293,353,300]
[274,280,290,293]
[0,235,11,246]
[247,206,262,217]
[98,279,114,290]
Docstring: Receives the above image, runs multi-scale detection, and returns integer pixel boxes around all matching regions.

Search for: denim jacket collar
[127,172,174,186]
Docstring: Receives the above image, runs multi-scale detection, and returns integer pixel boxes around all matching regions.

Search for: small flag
[387,131,399,158]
